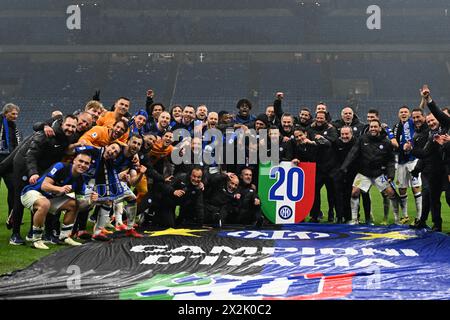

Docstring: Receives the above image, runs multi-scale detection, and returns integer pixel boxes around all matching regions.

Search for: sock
[59,224,74,240]
[400,194,408,218]
[125,201,137,230]
[32,225,44,242]
[383,196,390,219]
[94,205,111,235]
[350,197,359,221]
[414,192,422,220]
[114,202,124,225]
[390,197,400,223]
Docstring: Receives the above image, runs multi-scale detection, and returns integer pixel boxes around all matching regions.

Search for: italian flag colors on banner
[258,161,316,224]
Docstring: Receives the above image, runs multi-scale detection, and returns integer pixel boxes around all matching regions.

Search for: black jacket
[204,173,240,221]
[334,137,357,180]
[290,140,318,163]
[236,182,260,225]
[411,130,445,175]
[165,173,204,222]
[308,123,338,173]
[341,132,396,179]
[25,123,72,177]
[332,116,365,138]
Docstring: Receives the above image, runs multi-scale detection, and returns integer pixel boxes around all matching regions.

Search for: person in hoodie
[340,119,400,225]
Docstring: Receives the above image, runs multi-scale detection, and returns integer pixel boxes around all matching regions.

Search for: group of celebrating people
[0,85,448,249]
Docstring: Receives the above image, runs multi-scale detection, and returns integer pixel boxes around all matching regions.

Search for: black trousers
[335,172,357,222]
[11,159,28,235]
[420,171,447,228]
[310,171,339,220]
[0,154,14,216]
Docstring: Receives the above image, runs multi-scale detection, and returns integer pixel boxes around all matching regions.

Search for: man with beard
[137,131,175,226]
[78,119,128,147]
[147,111,171,137]
[333,126,357,223]
[34,111,94,142]
[96,97,131,142]
[409,86,449,231]
[393,106,423,225]
[9,115,78,245]
[340,120,400,225]
[295,108,313,130]
[199,112,223,176]
[406,108,430,227]
[307,111,339,223]
[196,105,208,122]
[265,105,279,127]
[71,119,128,239]
[279,113,295,143]
[20,152,97,249]
[74,143,135,240]
[235,167,263,226]
[157,167,204,228]
[110,135,147,235]
[172,105,196,141]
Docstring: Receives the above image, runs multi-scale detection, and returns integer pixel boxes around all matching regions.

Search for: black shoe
[309,217,320,223]
[9,233,25,245]
[327,212,335,222]
[431,225,442,232]
[410,220,428,229]
[335,217,344,224]
[42,234,61,245]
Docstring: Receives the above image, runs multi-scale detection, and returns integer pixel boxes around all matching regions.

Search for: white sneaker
[32,240,49,250]
[63,237,82,246]
[347,219,359,225]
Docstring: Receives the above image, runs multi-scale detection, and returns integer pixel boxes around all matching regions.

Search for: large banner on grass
[258,161,316,224]
[1,224,449,300]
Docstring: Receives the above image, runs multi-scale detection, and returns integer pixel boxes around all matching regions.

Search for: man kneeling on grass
[20,152,98,249]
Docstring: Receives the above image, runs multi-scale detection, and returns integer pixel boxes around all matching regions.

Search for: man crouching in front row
[20,152,97,249]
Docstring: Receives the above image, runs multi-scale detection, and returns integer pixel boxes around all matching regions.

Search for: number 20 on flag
[258,161,316,224]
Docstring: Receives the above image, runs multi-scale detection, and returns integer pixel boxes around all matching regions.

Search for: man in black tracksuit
[307,111,339,222]
[410,88,449,231]
[234,167,262,226]
[333,126,357,223]
[156,168,204,228]
[203,172,241,227]
[0,103,21,222]
[340,120,400,225]
[8,115,78,245]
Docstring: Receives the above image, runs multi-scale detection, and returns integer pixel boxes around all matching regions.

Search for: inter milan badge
[278,205,293,220]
